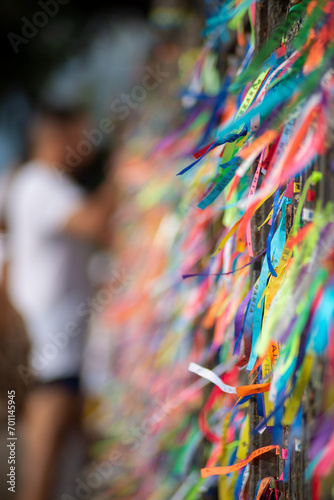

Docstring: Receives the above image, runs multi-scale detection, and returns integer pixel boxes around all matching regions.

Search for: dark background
[1,0,151,98]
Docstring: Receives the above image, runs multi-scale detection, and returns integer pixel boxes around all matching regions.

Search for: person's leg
[18,383,80,500]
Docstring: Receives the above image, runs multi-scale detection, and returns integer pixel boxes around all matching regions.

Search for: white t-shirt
[6,160,93,382]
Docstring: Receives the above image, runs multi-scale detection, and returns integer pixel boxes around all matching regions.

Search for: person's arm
[63,180,116,242]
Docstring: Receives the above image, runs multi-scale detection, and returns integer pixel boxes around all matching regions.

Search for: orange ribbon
[235,382,270,398]
[201,445,279,477]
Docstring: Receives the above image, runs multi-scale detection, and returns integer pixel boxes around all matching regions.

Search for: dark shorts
[38,375,81,394]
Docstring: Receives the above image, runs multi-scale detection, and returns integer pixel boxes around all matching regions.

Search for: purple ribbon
[233,286,254,355]
[182,249,266,279]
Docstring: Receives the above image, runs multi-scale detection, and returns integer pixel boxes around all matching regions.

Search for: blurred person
[5,104,115,500]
